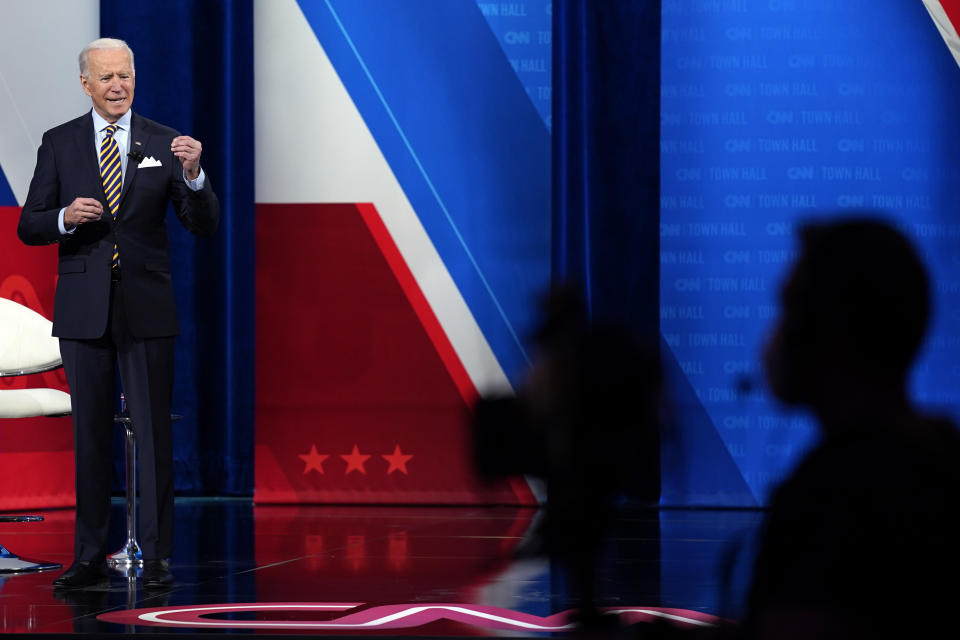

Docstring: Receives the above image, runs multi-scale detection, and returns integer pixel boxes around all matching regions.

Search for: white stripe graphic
[922,0,960,69]
[0,2,98,205]
[254,0,512,396]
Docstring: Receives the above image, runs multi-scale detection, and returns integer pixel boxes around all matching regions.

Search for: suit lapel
[117,112,150,212]
[76,113,104,200]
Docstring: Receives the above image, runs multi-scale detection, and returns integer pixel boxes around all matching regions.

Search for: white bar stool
[0,297,70,574]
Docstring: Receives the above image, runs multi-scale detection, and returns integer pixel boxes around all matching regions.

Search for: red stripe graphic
[356,203,477,407]
[356,203,536,505]
[924,0,960,69]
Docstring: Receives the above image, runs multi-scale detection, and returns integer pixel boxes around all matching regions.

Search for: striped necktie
[99,124,122,269]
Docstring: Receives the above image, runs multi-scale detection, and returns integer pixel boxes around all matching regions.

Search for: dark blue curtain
[101,0,255,495]
[552,0,661,501]
[552,0,660,339]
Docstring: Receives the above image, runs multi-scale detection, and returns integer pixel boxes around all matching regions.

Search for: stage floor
[0,499,764,636]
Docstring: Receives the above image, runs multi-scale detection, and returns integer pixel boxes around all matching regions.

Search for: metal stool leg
[0,516,61,573]
[107,421,143,568]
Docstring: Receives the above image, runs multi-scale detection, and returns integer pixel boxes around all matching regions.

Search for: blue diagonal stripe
[300,0,552,385]
[322,0,530,368]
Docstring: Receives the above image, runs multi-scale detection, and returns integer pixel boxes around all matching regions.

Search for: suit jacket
[18,111,219,339]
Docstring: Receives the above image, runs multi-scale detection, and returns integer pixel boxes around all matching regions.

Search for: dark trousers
[59,279,175,562]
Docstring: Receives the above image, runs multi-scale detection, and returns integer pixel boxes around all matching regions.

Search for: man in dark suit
[17,38,219,590]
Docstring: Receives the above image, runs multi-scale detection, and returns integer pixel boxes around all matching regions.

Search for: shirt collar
[91,108,132,133]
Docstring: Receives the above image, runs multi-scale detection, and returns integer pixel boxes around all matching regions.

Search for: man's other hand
[64,197,104,229]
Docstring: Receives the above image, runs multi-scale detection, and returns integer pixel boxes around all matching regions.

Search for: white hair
[79,38,135,78]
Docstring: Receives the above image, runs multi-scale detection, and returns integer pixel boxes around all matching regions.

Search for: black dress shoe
[142,559,173,589]
[53,561,109,589]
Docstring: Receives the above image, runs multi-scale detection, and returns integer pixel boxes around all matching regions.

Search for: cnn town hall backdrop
[1,0,960,510]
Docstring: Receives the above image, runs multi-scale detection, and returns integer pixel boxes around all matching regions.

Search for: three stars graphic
[298,444,413,475]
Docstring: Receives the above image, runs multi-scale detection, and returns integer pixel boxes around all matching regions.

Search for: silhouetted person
[743,217,960,638]
[473,284,661,627]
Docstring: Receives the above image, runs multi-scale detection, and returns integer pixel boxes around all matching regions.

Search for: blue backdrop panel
[297,0,552,386]
[661,0,960,504]
[475,0,553,129]
[0,170,15,207]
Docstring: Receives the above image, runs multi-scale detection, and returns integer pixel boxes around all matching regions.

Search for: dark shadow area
[738,216,960,639]
[472,284,662,632]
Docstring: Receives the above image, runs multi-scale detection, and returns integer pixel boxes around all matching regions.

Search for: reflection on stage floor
[0,499,763,635]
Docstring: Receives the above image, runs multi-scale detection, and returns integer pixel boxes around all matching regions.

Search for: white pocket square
[138,156,162,168]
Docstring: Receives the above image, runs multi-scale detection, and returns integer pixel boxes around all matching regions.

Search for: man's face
[80,48,134,123]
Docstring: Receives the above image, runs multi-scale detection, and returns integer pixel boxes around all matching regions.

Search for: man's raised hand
[171,136,202,180]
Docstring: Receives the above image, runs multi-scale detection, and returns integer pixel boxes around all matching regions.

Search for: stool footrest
[0,515,43,523]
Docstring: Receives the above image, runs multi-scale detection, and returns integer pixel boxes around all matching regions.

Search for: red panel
[0,206,75,510]
[254,203,532,504]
